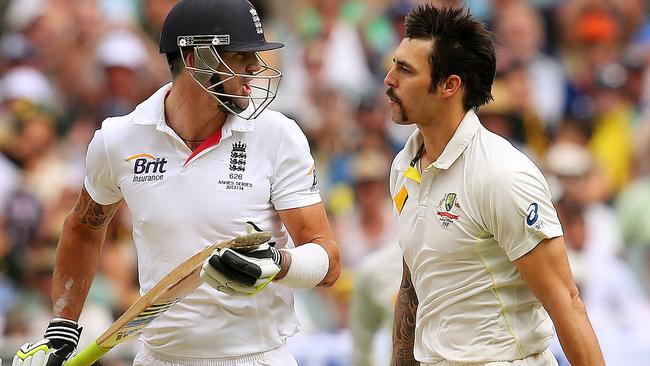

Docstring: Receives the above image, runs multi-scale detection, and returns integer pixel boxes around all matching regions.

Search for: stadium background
[1,0,649,365]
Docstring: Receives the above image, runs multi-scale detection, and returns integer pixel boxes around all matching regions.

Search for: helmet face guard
[179,36,282,120]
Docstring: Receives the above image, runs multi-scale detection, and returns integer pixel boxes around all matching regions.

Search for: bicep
[513,236,580,314]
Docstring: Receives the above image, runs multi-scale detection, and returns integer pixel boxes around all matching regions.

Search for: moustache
[386,88,402,106]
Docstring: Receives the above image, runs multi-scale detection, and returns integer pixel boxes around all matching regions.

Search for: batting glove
[201,222,282,296]
[13,318,82,366]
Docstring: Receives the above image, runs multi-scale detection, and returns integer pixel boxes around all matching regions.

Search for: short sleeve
[84,129,123,205]
[482,165,563,261]
[270,122,321,210]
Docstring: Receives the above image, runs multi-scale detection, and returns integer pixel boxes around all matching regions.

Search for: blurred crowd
[1,0,650,365]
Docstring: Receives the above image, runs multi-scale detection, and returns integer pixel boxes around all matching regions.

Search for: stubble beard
[391,103,410,125]
[387,88,410,124]
[399,106,408,123]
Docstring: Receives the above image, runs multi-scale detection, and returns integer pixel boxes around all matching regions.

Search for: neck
[417,102,467,168]
[164,77,227,143]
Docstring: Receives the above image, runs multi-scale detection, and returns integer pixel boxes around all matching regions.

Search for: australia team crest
[436,192,461,228]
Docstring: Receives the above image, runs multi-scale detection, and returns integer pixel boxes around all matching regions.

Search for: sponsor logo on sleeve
[127,153,168,183]
[526,202,544,230]
[308,165,319,192]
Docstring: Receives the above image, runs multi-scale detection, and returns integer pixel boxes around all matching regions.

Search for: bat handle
[64,342,111,366]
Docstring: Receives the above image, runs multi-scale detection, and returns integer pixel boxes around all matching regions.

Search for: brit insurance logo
[436,192,461,228]
[126,153,168,183]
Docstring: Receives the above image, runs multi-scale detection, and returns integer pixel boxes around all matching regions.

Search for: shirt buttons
[417,204,427,219]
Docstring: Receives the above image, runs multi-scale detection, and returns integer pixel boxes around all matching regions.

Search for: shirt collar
[433,109,480,170]
[396,109,481,171]
[132,82,256,134]
[132,83,170,126]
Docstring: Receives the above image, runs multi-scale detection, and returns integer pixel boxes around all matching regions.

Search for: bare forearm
[276,203,341,287]
[52,189,119,320]
[551,294,605,366]
[52,218,106,320]
[391,261,419,366]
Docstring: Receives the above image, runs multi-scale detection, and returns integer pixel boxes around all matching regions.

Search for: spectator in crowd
[545,142,650,365]
[494,0,566,129]
[349,242,401,366]
[335,149,396,268]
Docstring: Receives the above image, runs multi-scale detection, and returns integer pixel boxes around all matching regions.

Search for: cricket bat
[64,231,271,366]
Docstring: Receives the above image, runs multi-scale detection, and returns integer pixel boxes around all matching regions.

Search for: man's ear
[184,49,195,68]
[440,75,462,98]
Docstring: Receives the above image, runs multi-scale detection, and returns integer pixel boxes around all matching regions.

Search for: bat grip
[64,342,111,366]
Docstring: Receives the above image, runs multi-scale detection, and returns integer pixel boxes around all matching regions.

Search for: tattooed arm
[391,259,419,366]
[52,188,121,320]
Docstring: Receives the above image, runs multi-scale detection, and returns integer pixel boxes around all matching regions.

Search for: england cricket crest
[249,7,264,34]
[230,141,247,172]
[218,141,254,191]
[436,192,461,228]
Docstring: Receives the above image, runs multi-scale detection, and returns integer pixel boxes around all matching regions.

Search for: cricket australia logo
[249,8,263,34]
[230,141,247,172]
[436,192,461,228]
[127,153,168,183]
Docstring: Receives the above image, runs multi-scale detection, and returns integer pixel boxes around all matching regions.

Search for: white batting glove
[201,222,282,296]
[13,318,82,366]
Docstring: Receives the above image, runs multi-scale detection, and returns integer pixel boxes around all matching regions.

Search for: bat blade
[64,231,271,366]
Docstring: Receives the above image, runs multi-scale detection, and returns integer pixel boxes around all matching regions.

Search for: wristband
[275,243,329,288]
[44,318,82,349]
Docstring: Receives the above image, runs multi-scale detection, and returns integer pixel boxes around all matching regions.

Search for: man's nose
[246,57,262,74]
[384,68,396,87]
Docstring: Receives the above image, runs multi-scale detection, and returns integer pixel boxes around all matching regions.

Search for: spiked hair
[405,5,496,111]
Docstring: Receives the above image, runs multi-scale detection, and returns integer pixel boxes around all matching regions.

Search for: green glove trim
[16,344,50,359]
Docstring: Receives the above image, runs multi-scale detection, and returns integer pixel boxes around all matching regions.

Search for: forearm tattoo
[73,188,120,229]
[391,260,419,366]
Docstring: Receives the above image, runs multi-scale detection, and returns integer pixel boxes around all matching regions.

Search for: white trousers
[132,345,298,366]
[424,348,559,366]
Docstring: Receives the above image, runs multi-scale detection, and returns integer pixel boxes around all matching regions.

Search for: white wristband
[275,243,329,288]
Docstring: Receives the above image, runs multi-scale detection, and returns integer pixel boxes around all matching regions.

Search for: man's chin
[226,96,250,112]
[234,101,250,111]
[390,113,413,125]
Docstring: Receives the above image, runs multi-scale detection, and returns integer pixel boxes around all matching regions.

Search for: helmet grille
[178,35,230,47]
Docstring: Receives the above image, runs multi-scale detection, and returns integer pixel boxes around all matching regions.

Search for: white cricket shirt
[389,110,563,364]
[84,83,321,358]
